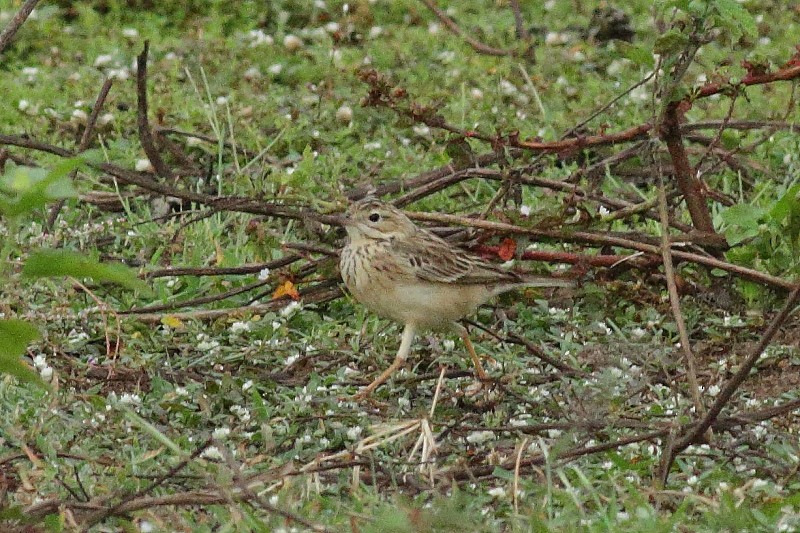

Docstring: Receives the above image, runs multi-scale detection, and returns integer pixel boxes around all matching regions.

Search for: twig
[464,320,588,377]
[123,279,271,314]
[419,0,519,57]
[656,173,706,422]
[46,77,115,231]
[660,101,716,234]
[672,283,800,451]
[81,439,213,527]
[144,256,301,279]
[136,41,172,180]
[508,0,530,41]
[123,284,343,323]
[406,210,794,291]
[0,0,40,54]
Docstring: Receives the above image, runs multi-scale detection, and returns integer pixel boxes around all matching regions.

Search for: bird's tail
[493,275,576,296]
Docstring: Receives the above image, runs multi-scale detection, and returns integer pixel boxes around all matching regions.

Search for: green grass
[2,0,800,531]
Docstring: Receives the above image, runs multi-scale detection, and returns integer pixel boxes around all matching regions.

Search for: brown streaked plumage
[339,197,575,398]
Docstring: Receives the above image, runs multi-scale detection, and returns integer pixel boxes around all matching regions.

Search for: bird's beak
[328,214,353,228]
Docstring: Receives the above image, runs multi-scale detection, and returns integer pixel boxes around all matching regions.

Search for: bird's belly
[354,281,490,330]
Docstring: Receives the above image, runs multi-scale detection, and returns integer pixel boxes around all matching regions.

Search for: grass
[1,0,800,531]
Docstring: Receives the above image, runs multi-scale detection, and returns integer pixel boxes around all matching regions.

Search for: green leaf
[491,466,514,480]
[617,42,655,69]
[713,0,757,39]
[0,159,81,217]
[0,319,45,387]
[769,184,800,222]
[23,249,150,293]
[0,318,39,354]
[721,203,766,245]
[653,29,690,56]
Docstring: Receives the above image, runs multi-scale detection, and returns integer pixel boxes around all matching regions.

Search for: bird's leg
[354,323,416,399]
[457,324,489,380]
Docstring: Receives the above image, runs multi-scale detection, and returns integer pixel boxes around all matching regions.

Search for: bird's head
[341,197,417,242]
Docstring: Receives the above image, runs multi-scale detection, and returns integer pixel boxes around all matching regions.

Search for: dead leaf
[272,280,300,301]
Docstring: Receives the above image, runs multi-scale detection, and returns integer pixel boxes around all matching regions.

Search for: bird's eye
[368,212,380,223]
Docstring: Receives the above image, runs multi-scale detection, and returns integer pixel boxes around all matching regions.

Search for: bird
[338,197,576,398]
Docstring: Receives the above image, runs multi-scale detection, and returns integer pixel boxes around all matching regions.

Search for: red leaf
[497,238,517,261]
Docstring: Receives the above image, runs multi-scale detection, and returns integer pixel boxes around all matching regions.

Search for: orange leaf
[272,280,300,301]
[497,237,517,261]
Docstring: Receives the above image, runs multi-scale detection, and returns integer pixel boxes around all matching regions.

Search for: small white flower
[175,386,189,397]
[268,63,283,75]
[230,321,251,334]
[499,79,517,95]
[466,430,494,444]
[283,34,303,51]
[67,330,90,345]
[248,29,274,47]
[230,405,251,423]
[18,99,30,111]
[470,88,484,100]
[243,67,261,81]
[135,158,154,172]
[519,205,531,216]
[33,355,47,369]
[752,478,769,490]
[336,105,353,123]
[437,50,455,63]
[412,124,430,136]
[98,113,115,125]
[544,32,568,45]
[212,426,231,440]
[280,301,301,318]
[108,68,130,80]
[119,393,141,405]
[363,141,381,151]
[201,446,224,460]
[428,22,440,34]
[122,28,139,38]
[346,426,363,440]
[94,54,114,67]
[39,367,53,380]
[197,340,220,351]
[442,339,455,351]
[368,26,383,39]
[607,59,630,76]
[324,22,340,33]
[285,353,300,366]
[215,95,229,106]
[487,487,506,497]
[71,109,88,123]
[22,66,39,78]
[598,205,610,216]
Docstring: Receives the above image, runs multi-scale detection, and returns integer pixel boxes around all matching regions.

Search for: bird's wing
[392,231,521,285]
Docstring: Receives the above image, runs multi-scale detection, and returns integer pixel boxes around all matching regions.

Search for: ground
[1,0,799,531]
